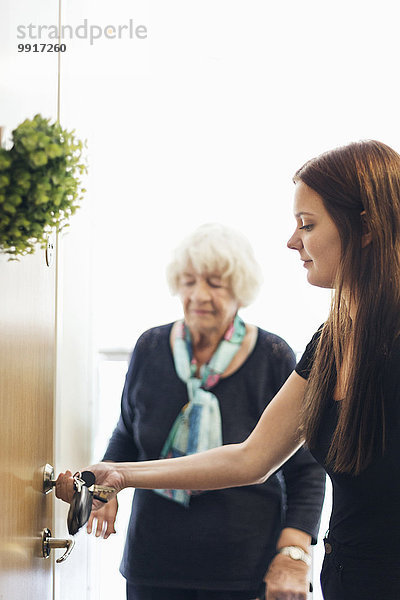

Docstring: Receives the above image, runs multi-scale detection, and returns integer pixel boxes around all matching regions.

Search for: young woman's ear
[360,211,372,248]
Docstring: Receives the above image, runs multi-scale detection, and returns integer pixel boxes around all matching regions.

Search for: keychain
[67,471,117,535]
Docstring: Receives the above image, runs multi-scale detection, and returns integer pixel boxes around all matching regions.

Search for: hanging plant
[0,114,87,259]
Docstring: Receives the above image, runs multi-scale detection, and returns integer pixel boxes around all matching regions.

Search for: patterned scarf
[154,313,246,506]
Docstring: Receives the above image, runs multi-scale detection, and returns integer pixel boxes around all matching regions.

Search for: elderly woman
[87,223,325,600]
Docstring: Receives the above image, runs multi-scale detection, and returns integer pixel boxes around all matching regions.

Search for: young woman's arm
[56,372,307,502]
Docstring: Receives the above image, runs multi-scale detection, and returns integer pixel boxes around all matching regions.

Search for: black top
[104,323,326,590]
[296,329,400,555]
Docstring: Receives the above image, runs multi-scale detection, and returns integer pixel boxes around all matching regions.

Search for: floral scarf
[154,313,246,506]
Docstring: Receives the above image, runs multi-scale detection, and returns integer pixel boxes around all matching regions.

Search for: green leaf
[30,151,48,167]
[0,174,10,188]
[3,202,17,215]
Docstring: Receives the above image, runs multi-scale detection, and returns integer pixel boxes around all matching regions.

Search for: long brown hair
[296,140,400,474]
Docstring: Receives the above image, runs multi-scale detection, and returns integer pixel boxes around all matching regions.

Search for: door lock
[41,528,75,563]
[43,463,56,494]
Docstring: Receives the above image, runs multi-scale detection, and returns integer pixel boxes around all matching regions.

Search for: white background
[77,0,400,356]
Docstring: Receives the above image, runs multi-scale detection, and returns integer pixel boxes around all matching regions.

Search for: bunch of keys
[67,471,117,535]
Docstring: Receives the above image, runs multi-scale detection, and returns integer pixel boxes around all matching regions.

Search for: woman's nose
[287,230,302,251]
[191,280,211,301]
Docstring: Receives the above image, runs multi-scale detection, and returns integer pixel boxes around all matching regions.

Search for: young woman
[57,140,400,600]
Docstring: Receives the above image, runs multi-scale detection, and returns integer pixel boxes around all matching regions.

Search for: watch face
[279,546,311,565]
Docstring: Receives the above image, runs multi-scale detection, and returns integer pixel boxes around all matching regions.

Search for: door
[0,248,56,599]
[0,0,65,596]
[0,0,95,596]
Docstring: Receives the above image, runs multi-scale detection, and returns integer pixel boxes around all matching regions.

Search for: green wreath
[0,114,86,259]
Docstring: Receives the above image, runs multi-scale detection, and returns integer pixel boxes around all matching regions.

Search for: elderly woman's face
[178,265,240,337]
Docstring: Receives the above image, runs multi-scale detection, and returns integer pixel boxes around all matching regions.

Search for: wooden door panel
[1,0,92,595]
[0,248,56,599]
[0,0,59,593]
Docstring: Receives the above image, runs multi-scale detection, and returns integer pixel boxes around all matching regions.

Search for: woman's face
[178,264,240,338]
[287,181,342,289]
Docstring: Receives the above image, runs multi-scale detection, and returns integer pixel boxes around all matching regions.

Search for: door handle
[41,466,75,562]
[41,528,75,563]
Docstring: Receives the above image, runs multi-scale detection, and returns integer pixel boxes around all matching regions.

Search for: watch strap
[278,545,312,566]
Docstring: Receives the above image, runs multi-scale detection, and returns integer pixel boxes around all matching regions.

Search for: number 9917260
[18,43,66,52]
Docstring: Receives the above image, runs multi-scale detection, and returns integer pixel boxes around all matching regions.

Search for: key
[77,470,117,503]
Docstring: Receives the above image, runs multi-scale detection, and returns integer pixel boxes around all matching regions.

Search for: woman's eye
[299,224,313,232]
[208,278,223,288]
[182,280,195,286]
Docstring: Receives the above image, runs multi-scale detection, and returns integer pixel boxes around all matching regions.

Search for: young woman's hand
[54,470,76,503]
[55,462,125,507]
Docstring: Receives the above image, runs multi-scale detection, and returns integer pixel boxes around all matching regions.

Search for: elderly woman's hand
[262,553,310,600]
[87,496,118,538]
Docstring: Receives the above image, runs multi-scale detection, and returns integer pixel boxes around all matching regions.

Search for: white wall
[84,0,400,356]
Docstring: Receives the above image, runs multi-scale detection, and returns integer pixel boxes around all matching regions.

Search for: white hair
[166,223,263,307]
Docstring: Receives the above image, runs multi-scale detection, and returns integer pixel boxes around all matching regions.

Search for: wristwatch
[278,545,312,566]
